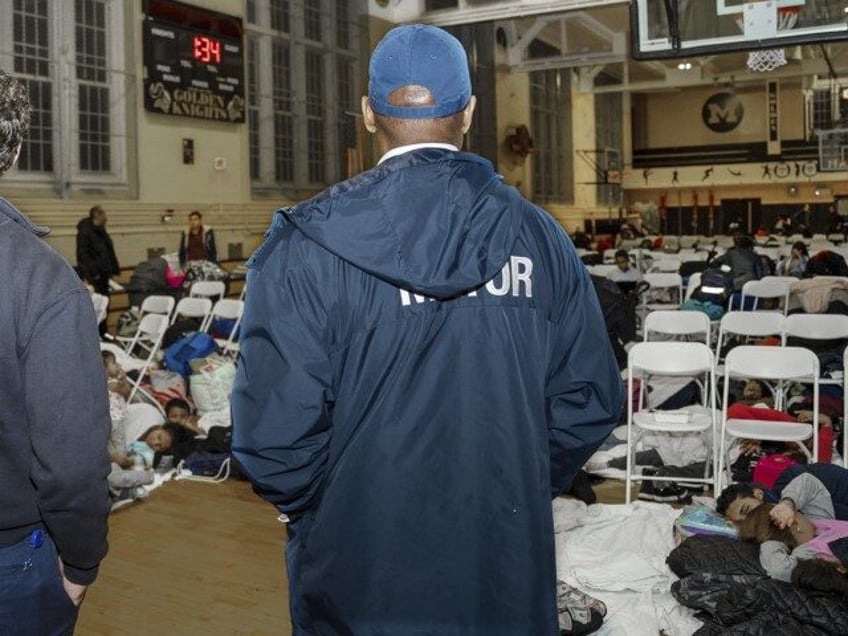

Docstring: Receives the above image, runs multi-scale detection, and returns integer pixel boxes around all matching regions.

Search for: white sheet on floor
[553,498,702,636]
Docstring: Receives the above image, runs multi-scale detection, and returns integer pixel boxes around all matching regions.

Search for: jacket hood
[283,149,524,298]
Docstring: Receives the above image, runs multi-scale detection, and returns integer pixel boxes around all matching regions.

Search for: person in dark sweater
[0,68,111,634]
[76,204,120,296]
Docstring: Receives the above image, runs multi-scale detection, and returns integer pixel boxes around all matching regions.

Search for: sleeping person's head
[141,424,175,452]
[716,481,768,522]
[164,398,192,427]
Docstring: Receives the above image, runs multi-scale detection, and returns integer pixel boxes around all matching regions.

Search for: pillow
[674,504,739,541]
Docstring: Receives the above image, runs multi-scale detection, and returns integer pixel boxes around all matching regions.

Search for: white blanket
[553,499,702,636]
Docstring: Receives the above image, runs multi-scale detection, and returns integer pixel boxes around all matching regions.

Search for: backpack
[691,267,735,307]
[181,451,231,479]
[680,298,726,321]
[162,317,203,349]
[117,308,142,338]
[164,332,218,377]
[590,275,640,369]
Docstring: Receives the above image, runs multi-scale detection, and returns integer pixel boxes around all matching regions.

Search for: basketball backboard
[631,0,848,60]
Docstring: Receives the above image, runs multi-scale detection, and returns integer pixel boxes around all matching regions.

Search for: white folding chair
[648,256,682,273]
[679,235,698,249]
[643,310,711,346]
[641,273,683,314]
[625,341,717,503]
[205,298,244,356]
[740,279,791,314]
[114,294,176,352]
[761,275,801,285]
[139,294,176,322]
[715,311,785,366]
[189,281,226,301]
[90,292,109,327]
[103,313,169,406]
[171,297,213,327]
[783,314,848,392]
[591,264,619,278]
[717,346,820,491]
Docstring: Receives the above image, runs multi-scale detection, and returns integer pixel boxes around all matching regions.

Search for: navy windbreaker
[231,149,623,635]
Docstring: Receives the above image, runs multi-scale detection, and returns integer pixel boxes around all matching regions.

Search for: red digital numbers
[193,35,221,64]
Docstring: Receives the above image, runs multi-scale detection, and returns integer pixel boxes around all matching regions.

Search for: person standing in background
[179,210,217,266]
[232,24,622,636]
[76,204,120,296]
[0,68,111,634]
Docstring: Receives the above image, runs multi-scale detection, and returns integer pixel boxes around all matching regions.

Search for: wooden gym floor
[78,477,634,635]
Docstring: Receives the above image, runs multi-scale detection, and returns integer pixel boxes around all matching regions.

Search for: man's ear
[361,96,377,133]
[460,96,477,135]
[753,488,764,501]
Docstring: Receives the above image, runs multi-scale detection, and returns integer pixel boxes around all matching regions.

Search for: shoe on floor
[556,580,605,636]
[638,479,690,503]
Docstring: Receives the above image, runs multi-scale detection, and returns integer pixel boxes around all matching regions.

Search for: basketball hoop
[735,3,800,73]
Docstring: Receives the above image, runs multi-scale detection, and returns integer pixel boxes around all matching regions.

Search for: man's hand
[769,499,796,529]
[739,439,761,456]
[58,560,88,607]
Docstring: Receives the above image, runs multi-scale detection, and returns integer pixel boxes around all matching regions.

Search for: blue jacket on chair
[232,148,622,635]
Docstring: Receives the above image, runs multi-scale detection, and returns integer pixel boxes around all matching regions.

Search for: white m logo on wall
[702,92,744,133]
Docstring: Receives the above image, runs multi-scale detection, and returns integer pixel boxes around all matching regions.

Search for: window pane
[274,114,294,182]
[335,0,350,49]
[78,84,110,171]
[13,0,51,78]
[247,36,259,108]
[13,0,53,172]
[272,41,292,111]
[304,3,321,41]
[305,50,323,117]
[307,118,325,183]
[17,78,53,172]
[270,0,289,32]
[76,0,110,172]
[530,68,572,204]
[249,108,260,180]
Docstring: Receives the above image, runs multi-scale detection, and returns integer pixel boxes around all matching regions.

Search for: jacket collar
[0,195,49,237]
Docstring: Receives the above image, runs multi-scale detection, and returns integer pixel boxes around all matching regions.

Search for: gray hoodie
[0,196,111,585]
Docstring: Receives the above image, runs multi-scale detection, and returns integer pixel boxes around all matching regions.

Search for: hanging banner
[692,191,699,233]
[766,80,780,156]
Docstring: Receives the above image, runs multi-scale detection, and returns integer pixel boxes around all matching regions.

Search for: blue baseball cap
[368,24,471,120]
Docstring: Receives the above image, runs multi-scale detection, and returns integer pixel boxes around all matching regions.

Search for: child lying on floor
[103,350,156,506]
[717,463,848,523]
[736,502,848,584]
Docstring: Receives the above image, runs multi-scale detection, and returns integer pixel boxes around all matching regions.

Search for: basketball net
[736,6,799,73]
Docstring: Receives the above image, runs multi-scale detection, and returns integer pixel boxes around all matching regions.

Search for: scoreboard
[142,0,245,123]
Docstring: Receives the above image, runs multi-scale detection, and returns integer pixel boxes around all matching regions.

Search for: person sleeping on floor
[735,502,848,595]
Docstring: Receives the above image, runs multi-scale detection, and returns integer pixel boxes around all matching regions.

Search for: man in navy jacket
[0,69,111,634]
[232,24,622,636]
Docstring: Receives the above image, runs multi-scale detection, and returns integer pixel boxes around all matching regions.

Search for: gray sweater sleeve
[781,473,835,520]
[760,540,819,582]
